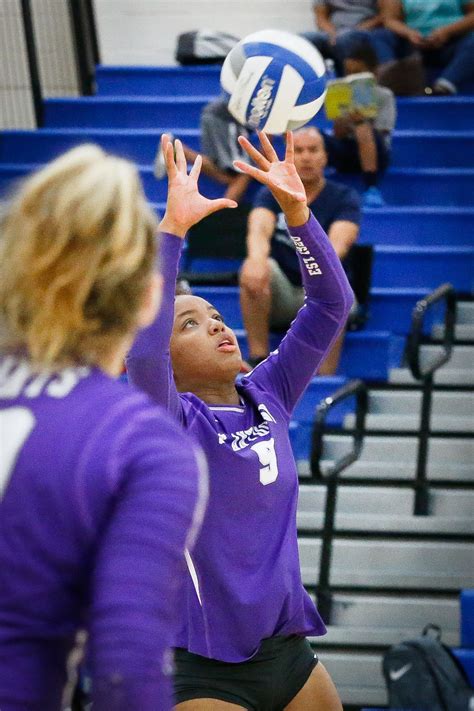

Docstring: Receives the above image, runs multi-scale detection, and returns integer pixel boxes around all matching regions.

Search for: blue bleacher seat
[461,589,474,648]
[360,207,474,247]
[96,64,222,96]
[40,94,474,131]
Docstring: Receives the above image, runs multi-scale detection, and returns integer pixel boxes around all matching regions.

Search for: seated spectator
[302,0,386,74]
[322,40,396,207]
[239,127,360,375]
[154,96,251,201]
[377,0,474,95]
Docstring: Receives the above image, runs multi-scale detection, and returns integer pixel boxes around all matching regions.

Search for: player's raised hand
[159,134,237,238]
[234,131,309,225]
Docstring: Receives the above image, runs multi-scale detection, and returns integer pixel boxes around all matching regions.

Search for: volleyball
[220,29,327,135]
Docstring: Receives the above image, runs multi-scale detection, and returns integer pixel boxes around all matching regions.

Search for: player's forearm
[126,234,182,409]
[286,211,353,312]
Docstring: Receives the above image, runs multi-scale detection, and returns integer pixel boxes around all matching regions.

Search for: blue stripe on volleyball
[243,41,326,105]
[244,58,284,130]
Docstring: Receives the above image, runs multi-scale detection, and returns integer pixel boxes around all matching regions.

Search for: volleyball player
[0,146,210,711]
[126,133,350,710]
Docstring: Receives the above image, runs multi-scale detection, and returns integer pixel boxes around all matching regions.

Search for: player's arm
[240,207,276,297]
[234,132,353,414]
[88,412,207,711]
[127,135,236,419]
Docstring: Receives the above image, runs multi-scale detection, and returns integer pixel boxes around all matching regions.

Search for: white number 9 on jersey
[251,438,279,486]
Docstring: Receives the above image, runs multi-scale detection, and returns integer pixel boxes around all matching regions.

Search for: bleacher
[0,63,473,710]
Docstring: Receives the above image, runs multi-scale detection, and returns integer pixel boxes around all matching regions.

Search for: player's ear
[138,273,162,328]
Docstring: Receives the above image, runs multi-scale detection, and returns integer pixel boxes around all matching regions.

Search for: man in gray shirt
[302,0,386,74]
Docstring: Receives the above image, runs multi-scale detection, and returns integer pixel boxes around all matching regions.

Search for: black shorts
[174,635,318,710]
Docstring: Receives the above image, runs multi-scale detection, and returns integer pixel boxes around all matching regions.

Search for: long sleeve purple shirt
[127,212,353,662]
[0,362,206,710]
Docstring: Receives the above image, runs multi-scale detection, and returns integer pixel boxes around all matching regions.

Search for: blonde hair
[0,144,158,369]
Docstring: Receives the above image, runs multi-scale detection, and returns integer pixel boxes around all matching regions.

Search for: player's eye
[183,318,198,329]
[212,314,224,322]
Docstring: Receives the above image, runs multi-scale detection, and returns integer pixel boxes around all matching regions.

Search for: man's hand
[234,132,309,227]
[424,26,451,48]
[159,134,237,238]
[406,28,425,47]
[240,256,271,298]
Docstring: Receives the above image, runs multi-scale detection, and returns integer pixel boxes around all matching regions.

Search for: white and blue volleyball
[220,29,327,135]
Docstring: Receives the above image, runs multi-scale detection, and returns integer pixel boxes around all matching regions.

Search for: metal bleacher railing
[308,283,457,626]
[310,378,368,623]
[406,282,456,515]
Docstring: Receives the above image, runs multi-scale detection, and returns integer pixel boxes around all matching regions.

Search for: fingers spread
[189,154,202,181]
[258,131,279,163]
[284,131,294,164]
[174,138,187,173]
[233,160,270,185]
[237,135,270,171]
[164,140,178,179]
[206,198,238,215]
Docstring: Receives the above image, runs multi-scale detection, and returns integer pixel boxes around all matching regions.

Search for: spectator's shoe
[363,186,385,208]
[154,133,174,179]
[425,80,456,96]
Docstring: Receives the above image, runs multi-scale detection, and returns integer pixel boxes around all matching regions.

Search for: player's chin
[214,348,242,375]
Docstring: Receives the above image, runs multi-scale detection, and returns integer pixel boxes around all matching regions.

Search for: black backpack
[382,624,474,711]
[175,30,239,65]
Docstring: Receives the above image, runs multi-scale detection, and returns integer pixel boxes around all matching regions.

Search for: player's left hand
[234,132,309,225]
[159,134,237,239]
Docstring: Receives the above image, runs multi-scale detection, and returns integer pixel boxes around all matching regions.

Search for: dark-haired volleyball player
[127,133,351,710]
[0,145,210,710]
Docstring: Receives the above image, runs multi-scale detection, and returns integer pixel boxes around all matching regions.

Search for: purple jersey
[0,360,206,710]
[127,212,353,662]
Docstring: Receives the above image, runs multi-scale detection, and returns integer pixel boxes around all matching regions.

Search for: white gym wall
[94,0,315,65]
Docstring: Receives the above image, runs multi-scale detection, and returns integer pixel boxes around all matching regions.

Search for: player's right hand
[159,134,237,238]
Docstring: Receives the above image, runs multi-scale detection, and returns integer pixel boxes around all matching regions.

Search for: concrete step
[389,344,474,385]
[346,412,473,432]
[314,593,459,647]
[390,366,474,386]
[297,435,474,482]
[298,484,474,517]
[319,647,474,707]
[457,302,474,324]
[297,486,474,534]
[433,324,474,341]
[298,539,474,589]
[316,651,386,706]
[344,390,474,433]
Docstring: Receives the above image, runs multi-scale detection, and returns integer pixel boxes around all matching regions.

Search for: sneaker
[363,186,385,208]
[154,133,174,179]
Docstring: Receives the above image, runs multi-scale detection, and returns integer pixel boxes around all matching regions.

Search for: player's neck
[97,336,133,378]
[303,175,325,203]
[188,382,241,406]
